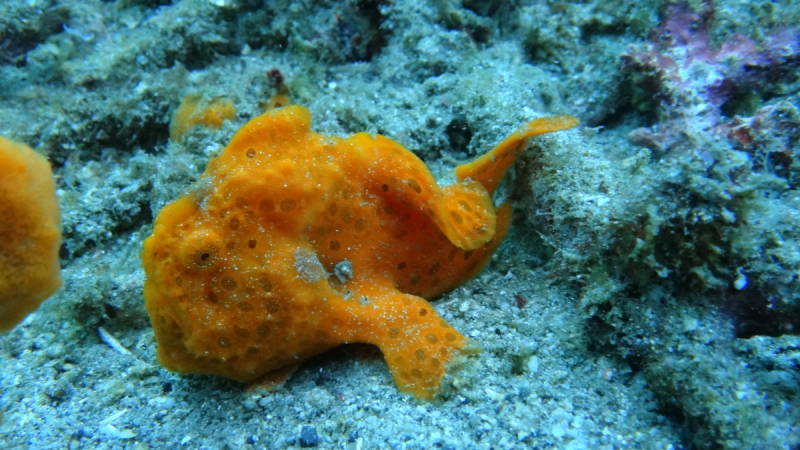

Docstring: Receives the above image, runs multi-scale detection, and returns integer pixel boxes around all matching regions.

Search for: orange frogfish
[0,136,61,332]
[142,105,577,399]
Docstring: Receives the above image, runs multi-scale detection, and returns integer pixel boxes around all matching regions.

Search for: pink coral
[621,2,800,156]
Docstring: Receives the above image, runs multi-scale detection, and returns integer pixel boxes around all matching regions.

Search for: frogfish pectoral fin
[455,115,579,196]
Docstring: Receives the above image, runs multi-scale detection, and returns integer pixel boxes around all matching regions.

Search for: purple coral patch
[621,1,800,156]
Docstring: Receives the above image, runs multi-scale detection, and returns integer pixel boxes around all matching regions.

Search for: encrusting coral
[0,136,62,332]
[142,105,577,399]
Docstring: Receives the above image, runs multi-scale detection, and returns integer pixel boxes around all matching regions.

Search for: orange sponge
[142,105,577,399]
[0,136,62,332]
[169,94,237,142]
